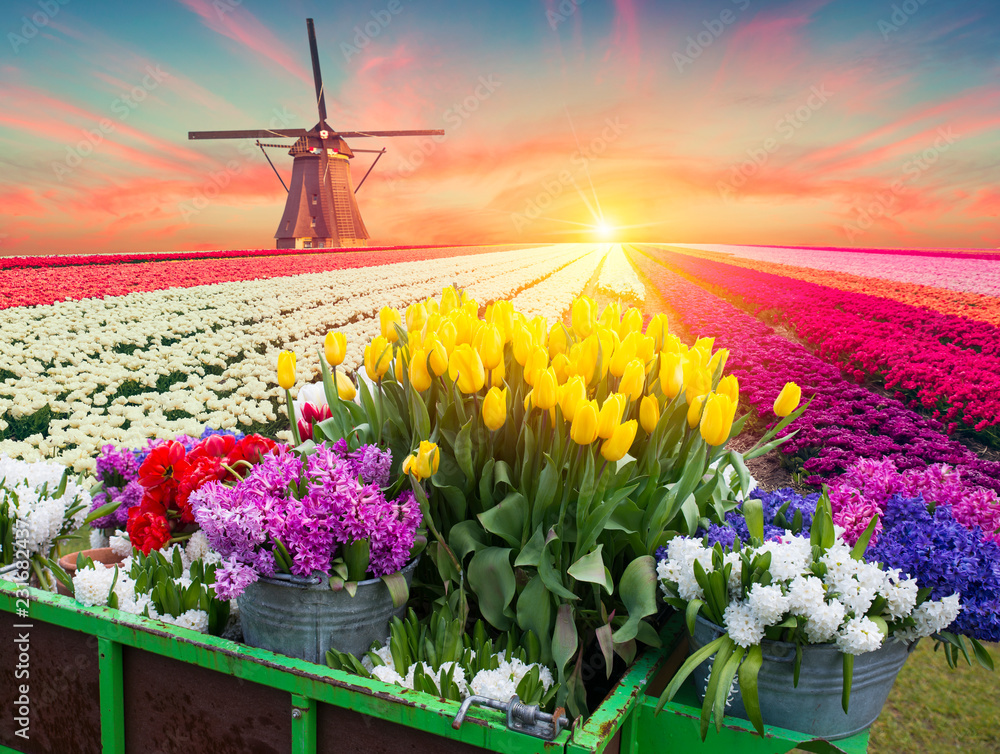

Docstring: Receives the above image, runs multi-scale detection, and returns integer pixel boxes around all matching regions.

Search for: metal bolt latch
[292,708,303,719]
[452,694,569,741]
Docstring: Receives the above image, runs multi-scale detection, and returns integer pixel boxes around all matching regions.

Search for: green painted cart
[0,578,869,754]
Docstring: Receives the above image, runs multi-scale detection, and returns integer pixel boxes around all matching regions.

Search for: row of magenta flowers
[652,247,1000,438]
[628,248,1000,497]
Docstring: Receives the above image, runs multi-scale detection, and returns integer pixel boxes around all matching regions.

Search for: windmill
[189,18,443,249]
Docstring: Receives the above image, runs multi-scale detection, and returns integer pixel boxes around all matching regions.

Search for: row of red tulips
[654,247,1000,439]
[0,244,523,310]
[629,246,1000,492]
[744,243,1000,262]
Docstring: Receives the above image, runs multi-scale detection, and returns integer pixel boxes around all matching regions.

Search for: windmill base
[277,238,370,250]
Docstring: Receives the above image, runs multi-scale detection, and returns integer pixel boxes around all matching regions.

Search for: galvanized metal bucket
[689,615,914,740]
[238,558,418,663]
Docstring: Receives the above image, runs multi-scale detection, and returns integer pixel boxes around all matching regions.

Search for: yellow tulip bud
[551,352,571,384]
[609,332,638,378]
[700,392,738,447]
[394,354,404,383]
[402,454,414,476]
[693,336,715,355]
[479,324,504,370]
[687,394,707,428]
[380,307,402,342]
[548,322,571,359]
[489,300,514,343]
[570,400,599,445]
[646,313,669,352]
[512,326,535,366]
[424,297,440,317]
[450,310,473,345]
[534,367,558,411]
[572,334,600,384]
[440,285,459,315]
[490,359,505,388]
[639,394,660,434]
[277,350,296,390]
[408,348,433,392]
[364,336,392,381]
[324,331,346,366]
[523,389,534,412]
[439,319,458,353]
[334,369,356,401]
[619,358,645,401]
[636,335,656,369]
[597,393,626,440]
[684,366,713,406]
[661,333,683,354]
[558,376,587,422]
[448,344,486,394]
[571,296,595,338]
[620,307,643,336]
[598,301,622,329]
[773,382,802,417]
[406,440,440,481]
[424,334,449,377]
[601,419,637,462]
[717,374,739,404]
[659,351,684,400]
[708,348,730,378]
[482,386,507,431]
[524,345,549,386]
[405,301,427,333]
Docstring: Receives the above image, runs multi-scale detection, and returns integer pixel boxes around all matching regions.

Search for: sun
[595,221,615,239]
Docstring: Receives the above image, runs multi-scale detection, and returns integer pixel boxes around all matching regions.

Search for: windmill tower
[189,18,443,249]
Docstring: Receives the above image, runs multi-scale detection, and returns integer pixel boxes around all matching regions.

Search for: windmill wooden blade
[306,18,328,123]
[336,130,444,138]
[189,129,308,140]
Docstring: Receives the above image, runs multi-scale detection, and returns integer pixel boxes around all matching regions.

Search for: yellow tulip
[489,300,514,343]
[558,375,587,422]
[659,351,684,399]
[364,336,392,381]
[597,393,627,440]
[700,392,738,447]
[424,334,449,377]
[450,310,473,345]
[491,359,505,388]
[571,296,595,338]
[717,374,739,404]
[421,312,441,342]
[529,316,548,344]
[620,307,643,336]
[479,324,504,370]
[334,369,356,401]
[693,336,715,355]
[609,332,638,378]
[512,326,535,366]
[439,319,458,353]
[408,348,433,392]
[440,285,459,315]
[639,394,660,434]
[277,350,296,389]
[448,344,486,394]
[405,440,440,481]
[405,301,427,333]
[380,307,402,343]
[636,335,656,369]
[687,394,707,428]
[684,365,713,405]
[523,345,549,386]
[601,419,637,462]
[482,386,507,431]
[551,353,571,384]
[708,348,730,378]
[774,382,802,417]
[570,400,599,445]
[661,333,683,354]
[324,331,346,367]
[548,322,570,359]
[394,355,404,383]
[619,358,645,401]
[646,313,669,352]
[523,389,534,412]
[534,367,558,411]
[598,301,622,329]
[571,335,600,384]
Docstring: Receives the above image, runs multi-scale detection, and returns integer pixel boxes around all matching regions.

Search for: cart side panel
[316,702,495,754]
[122,645,293,754]
[0,619,101,754]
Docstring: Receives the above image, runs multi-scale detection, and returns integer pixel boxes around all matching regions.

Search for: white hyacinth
[723,601,765,648]
[836,616,885,655]
[803,600,847,644]
[747,583,790,626]
[159,609,210,634]
[470,658,554,702]
[786,575,826,615]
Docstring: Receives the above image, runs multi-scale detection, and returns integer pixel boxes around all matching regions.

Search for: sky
[1,0,998,254]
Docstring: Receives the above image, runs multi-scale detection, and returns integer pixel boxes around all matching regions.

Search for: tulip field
[2,241,1000,504]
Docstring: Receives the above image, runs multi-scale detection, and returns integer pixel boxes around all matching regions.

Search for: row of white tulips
[0,244,600,470]
[596,244,645,303]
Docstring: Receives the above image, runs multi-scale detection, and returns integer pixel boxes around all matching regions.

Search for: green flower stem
[285,388,302,446]
[31,556,53,592]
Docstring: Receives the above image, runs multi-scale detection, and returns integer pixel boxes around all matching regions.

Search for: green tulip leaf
[514,525,546,567]
[516,575,553,664]
[467,547,515,630]
[552,603,578,677]
[612,555,658,643]
[567,545,612,594]
[477,492,528,548]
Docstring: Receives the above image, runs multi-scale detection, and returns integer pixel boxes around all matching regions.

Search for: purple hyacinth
[347,445,393,488]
